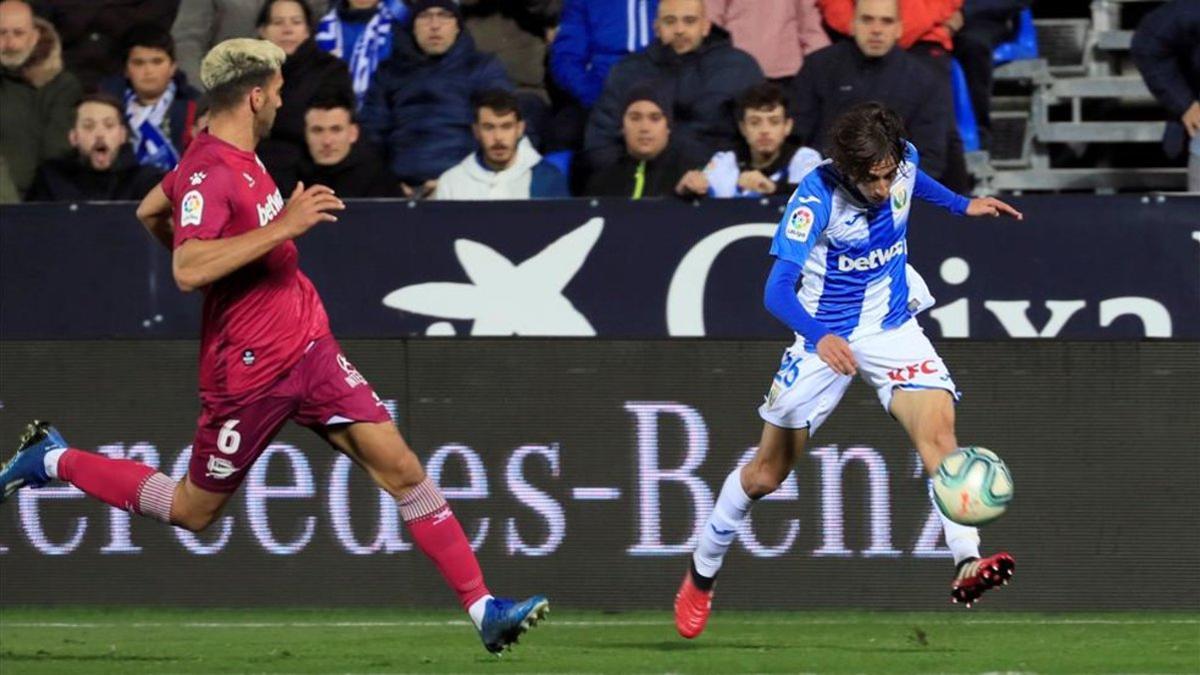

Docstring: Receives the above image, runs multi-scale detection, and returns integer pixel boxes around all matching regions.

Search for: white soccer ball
[932,447,1013,526]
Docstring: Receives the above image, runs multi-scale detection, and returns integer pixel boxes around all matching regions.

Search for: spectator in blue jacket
[1132,0,1200,191]
[315,0,409,109]
[546,0,658,152]
[551,0,659,109]
[99,24,202,172]
[582,0,763,176]
[359,0,513,197]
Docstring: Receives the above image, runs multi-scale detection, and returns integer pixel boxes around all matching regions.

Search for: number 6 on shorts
[217,419,241,455]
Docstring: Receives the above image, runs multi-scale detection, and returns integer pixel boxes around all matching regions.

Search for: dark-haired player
[674,102,1023,639]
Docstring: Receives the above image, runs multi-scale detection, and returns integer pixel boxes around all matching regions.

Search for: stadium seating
[992,8,1039,65]
[973,0,1187,194]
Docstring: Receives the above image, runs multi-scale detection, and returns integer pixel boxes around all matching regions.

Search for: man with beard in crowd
[27,93,164,202]
[434,88,568,200]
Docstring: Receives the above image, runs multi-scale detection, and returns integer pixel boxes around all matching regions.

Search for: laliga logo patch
[785,206,815,242]
[180,190,204,227]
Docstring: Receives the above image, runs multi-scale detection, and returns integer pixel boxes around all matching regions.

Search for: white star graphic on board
[382,218,603,336]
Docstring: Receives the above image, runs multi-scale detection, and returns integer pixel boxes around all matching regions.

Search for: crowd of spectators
[5,0,1181,205]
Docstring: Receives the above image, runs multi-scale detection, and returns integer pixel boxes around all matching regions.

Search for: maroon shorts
[188,337,391,493]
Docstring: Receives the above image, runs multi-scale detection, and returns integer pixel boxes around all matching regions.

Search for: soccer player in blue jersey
[675,102,1024,638]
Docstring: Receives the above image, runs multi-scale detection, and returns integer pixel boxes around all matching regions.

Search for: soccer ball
[932,447,1013,526]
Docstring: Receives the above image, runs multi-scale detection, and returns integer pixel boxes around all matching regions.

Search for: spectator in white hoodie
[434,88,570,200]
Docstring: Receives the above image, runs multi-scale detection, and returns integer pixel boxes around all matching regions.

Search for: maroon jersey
[163,131,330,411]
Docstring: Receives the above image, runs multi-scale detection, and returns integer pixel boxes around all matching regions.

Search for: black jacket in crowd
[260,38,354,180]
[583,27,765,173]
[584,142,706,198]
[26,144,164,202]
[790,40,949,178]
[1131,0,1200,159]
[295,142,401,198]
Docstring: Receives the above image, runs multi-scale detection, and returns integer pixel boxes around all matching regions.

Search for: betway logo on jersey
[256,190,285,227]
[837,241,906,272]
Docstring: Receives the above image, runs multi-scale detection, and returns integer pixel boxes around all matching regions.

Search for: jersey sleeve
[769,170,832,265]
[914,169,970,215]
[172,166,234,248]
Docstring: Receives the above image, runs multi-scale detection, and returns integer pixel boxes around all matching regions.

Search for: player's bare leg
[170,477,236,532]
[323,421,548,653]
[676,422,808,638]
[0,421,233,532]
[890,389,1014,607]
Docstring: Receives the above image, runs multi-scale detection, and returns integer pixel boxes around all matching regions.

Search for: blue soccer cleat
[478,595,549,654]
[0,421,67,503]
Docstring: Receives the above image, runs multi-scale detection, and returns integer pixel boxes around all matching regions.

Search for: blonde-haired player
[0,38,548,655]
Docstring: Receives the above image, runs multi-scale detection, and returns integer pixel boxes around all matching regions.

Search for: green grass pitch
[1,608,1197,673]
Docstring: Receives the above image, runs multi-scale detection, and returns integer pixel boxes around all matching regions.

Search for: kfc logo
[887,359,939,383]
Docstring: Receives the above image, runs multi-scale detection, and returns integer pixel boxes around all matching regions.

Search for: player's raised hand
[280,181,345,236]
[966,197,1023,220]
[816,334,857,376]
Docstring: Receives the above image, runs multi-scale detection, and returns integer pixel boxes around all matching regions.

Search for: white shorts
[758,319,960,433]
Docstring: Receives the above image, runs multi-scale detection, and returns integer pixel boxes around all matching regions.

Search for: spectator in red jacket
[820,0,961,53]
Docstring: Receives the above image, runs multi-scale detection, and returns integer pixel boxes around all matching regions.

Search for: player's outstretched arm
[912,169,971,214]
[913,169,1024,220]
[172,183,344,292]
[136,182,175,251]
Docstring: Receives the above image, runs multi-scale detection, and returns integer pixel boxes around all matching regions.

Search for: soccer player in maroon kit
[0,38,547,654]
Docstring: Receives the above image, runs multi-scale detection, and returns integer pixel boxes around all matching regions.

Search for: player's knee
[374,449,426,493]
[742,462,787,499]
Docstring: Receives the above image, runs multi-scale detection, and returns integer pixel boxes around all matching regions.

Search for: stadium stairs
[969,0,1188,194]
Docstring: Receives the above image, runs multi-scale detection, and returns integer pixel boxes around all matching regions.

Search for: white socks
[467,594,493,631]
[692,469,979,574]
[930,483,981,564]
[692,469,754,579]
[43,448,66,479]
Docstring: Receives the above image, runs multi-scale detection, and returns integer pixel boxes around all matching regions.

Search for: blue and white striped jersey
[770,142,926,350]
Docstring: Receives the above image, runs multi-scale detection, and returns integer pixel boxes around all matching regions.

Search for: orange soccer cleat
[674,570,715,639]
